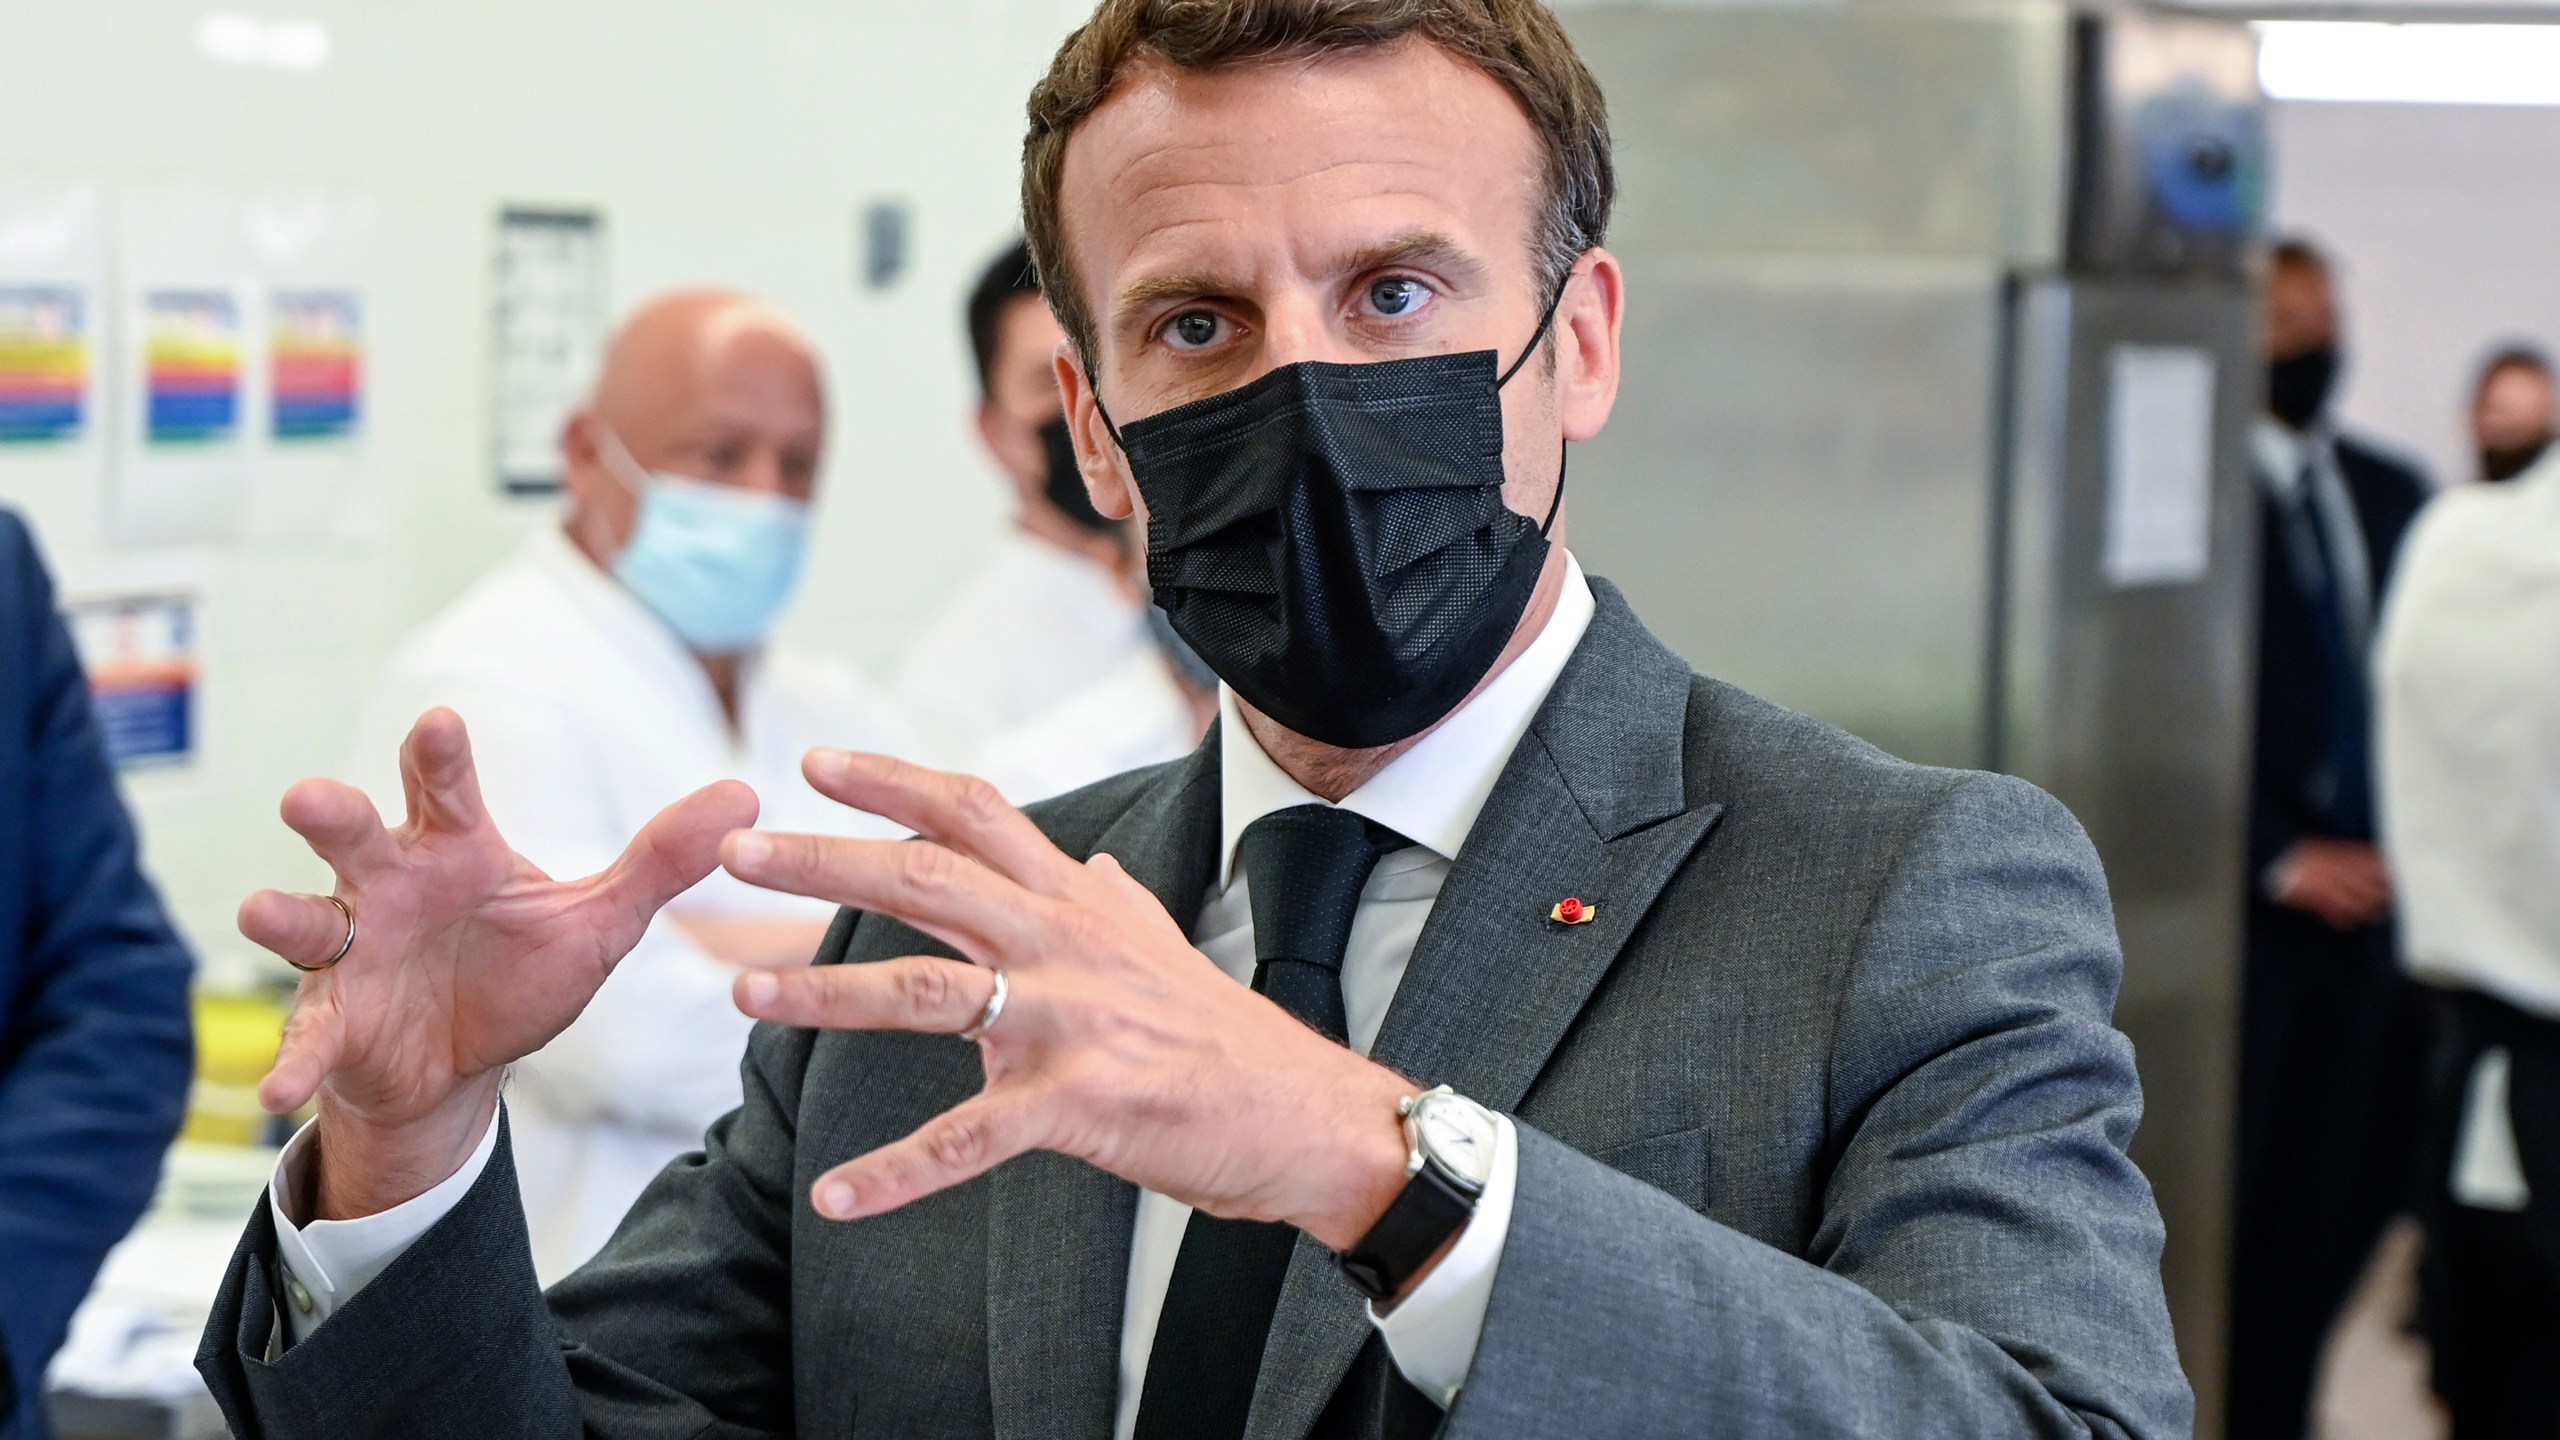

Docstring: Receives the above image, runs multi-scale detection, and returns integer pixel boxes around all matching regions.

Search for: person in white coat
[2375,448,2560,1434]
[892,241,1152,759]
[344,289,917,1280]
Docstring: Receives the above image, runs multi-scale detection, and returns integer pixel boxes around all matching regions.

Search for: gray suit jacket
[196,581,2191,1439]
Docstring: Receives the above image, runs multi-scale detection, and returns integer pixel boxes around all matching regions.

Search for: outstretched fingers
[589,779,762,938]
[722,830,1055,963]
[398,708,492,837]
[239,888,360,971]
[734,956,1000,1036]
[807,1090,1042,1221]
[801,750,1081,896]
[278,779,398,882]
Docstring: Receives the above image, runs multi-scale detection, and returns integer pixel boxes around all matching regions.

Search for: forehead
[992,292,1065,365]
[2268,261,2333,308]
[1057,40,1544,307]
[2484,364,2554,402]
[694,323,823,416]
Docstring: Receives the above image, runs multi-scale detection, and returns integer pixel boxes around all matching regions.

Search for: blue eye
[1368,278,1429,318]
[1168,311,1221,349]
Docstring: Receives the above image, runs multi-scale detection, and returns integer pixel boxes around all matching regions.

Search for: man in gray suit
[197,3,2191,1437]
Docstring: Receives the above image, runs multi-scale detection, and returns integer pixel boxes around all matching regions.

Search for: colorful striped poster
[68,593,198,767]
[144,290,242,445]
[269,289,361,441]
[0,286,89,444]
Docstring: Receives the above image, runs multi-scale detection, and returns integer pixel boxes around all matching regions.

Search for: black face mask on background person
[2481,437,2552,484]
[1097,292,1566,751]
[2266,345,2341,431]
[1037,414,1118,532]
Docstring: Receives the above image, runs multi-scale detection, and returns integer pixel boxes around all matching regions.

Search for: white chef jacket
[893,528,1149,759]
[267,551,1600,1422]
[976,644,1206,806]
[340,525,922,1279]
[2377,456,2560,1209]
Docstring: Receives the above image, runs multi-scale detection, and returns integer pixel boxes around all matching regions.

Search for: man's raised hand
[720,750,1417,1252]
[238,708,757,1217]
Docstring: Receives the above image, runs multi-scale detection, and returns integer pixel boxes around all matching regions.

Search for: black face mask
[2267,345,2341,431]
[1037,415,1117,533]
[1098,302,1564,750]
[2481,437,2551,484]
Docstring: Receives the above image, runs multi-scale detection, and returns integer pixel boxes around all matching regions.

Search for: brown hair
[1021,0,1613,365]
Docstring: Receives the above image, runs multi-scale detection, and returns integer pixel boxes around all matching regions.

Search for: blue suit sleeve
[0,511,195,1432]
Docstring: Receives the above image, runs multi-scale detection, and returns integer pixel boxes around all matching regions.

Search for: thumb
[590,779,762,936]
[262,1003,345,1115]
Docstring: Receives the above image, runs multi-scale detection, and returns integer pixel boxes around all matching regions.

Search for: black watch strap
[1336,1160,1477,1303]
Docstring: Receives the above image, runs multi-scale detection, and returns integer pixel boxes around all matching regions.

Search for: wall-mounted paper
[2104,344,2218,589]
[0,286,88,444]
[67,592,199,768]
[491,207,608,495]
[143,289,245,446]
[269,289,361,441]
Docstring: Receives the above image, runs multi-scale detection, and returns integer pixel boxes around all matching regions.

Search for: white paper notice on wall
[2103,345,2219,589]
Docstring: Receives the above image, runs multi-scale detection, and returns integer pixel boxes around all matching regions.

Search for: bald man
[339,290,920,1279]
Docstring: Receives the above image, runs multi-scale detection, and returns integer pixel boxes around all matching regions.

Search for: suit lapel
[1246,583,1723,1440]
[987,743,1223,1440]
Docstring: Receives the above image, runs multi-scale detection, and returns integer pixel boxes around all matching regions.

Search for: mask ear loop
[1497,273,1573,390]
[1503,272,1576,537]
[590,420,653,497]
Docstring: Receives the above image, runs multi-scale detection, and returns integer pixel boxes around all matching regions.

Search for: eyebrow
[1108,229,1488,332]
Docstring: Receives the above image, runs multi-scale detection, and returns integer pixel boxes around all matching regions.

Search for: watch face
[1413,1096,1499,1190]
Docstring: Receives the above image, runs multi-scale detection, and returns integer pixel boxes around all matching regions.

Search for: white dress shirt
[893,529,1149,760]
[2377,456,2560,1208]
[341,525,920,1280]
[269,552,1599,1427]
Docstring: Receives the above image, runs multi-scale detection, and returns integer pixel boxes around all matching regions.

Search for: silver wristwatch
[1336,1086,1499,1301]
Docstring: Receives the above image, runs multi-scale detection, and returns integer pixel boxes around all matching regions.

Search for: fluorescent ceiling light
[2258,20,2560,105]
[195,12,330,71]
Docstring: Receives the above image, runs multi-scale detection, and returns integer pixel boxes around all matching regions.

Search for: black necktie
[2284,479,2374,836]
[1131,804,1409,1440]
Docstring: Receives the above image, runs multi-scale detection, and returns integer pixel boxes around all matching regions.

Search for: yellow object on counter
[185,989,288,1147]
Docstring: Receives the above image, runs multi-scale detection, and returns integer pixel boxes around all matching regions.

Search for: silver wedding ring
[958,968,1009,1043]
[289,894,358,973]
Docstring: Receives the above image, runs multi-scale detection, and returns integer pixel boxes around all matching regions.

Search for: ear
[1054,342,1139,525]
[1555,248,1625,444]
[559,409,608,505]
[557,408,637,557]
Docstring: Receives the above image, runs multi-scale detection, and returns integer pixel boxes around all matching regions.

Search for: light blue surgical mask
[595,424,810,653]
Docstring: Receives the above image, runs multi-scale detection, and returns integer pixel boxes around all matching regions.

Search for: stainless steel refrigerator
[1560,4,2264,1425]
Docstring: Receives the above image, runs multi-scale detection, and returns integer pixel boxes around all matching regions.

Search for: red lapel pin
[1549,896,1596,926]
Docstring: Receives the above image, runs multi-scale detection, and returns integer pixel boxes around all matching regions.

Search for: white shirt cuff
[1367,1112,1517,1410]
[265,1098,504,1351]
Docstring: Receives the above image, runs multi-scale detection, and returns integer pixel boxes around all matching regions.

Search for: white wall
[0,0,1086,980]
[2269,96,2560,487]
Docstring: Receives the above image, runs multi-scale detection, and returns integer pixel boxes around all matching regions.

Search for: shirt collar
[2253,416,2335,503]
[1216,551,1597,884]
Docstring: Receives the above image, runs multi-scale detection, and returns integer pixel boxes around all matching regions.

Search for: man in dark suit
[0,508,195,1439]
[194,4,2190,1437]
[2229,238,2433,1440]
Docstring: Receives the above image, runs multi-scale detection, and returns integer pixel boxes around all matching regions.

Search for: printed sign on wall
[67,592,199,767]
[0,285,88,443]
[0,286,88,445]
[268,288,361,442]
[143,290,244,446]
[491,207,607,494]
